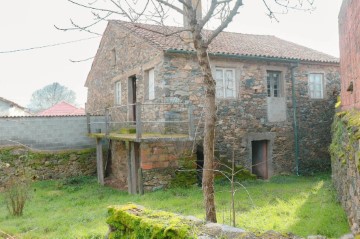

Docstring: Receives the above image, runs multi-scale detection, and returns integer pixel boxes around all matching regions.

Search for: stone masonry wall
[106,140,129,190]
[86,25,339,176]
[330,111,360,235]
[161,54,339,175]
[0,115,103,150]
[0,146,96,190]
[107,140,196,191]
[85,21,162,114]
[141,141,196,191]
[339,0,360,110]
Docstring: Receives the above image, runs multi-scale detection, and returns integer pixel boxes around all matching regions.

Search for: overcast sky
[0,0,342,108]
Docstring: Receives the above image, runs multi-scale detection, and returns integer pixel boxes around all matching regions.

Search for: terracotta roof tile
[113,20,338,63]
[36,101,85,116]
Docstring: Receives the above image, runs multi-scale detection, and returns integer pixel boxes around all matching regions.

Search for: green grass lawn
[0,174,350,239]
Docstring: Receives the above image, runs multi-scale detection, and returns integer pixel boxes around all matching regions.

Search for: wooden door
[128,76,137,123]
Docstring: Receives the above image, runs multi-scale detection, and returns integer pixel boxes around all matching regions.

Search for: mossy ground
[0,174,350,239]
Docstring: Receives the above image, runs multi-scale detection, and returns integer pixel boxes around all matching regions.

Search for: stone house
[0,97,31,117]
[85,20,340,193]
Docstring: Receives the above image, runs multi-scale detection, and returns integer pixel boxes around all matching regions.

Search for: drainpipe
[291,62,300,176]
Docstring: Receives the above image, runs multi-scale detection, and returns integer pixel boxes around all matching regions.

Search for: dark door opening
[251,140,268,179]
[128,76,137,123]
[196,144,204,187]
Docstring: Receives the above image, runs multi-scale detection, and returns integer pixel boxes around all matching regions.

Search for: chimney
[183,0,202,27]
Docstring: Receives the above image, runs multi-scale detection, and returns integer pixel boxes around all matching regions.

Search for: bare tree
[28,82,76,112]
[63,0,314,223]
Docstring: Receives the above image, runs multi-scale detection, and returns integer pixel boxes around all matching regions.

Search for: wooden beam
[86,113,91,134]
[136,102,142,139]
[138,167,144,195]
[130,142,138,194]
[188,103,195,139]
[96,138,105,185]
[105,108,110,136]
[126,141,132,194]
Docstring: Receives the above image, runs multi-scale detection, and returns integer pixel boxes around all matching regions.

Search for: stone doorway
[128,75,137,123]
[251,140,269,179]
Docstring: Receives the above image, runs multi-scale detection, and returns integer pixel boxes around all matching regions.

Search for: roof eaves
[165,48,339,64]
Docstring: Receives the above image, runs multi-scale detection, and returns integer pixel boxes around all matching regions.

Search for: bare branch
[198,0,218,29]
[156,0,185,15]
[54,15,106,35]
[262,0,280,21]
[133,0,152,20]
[133,23,191,37]
[67,0,124,16]
[206,0,243,44]
[110,0,133,21]
[262,0,315,21]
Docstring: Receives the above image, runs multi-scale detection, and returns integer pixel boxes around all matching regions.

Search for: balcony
[87,102,195,142]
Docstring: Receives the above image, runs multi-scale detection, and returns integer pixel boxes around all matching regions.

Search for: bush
[4,178,31,216]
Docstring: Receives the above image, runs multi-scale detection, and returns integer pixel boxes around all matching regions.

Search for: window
[115,81,121,105]
[215,68,236,98]
[308,73,324,99]
[148,68,155,100]
[267,71,281,97]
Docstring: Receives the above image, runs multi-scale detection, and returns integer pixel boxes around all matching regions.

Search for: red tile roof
[112,20,338,63]
[37,101,85,116]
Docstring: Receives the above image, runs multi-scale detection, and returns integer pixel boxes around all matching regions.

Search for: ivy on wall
[330,110,360,171]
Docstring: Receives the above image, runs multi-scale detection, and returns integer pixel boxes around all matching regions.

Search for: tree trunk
[203,84,217,222]
[194,39,217,222]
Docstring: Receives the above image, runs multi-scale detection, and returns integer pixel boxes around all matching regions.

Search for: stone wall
[85,21,162,114]
[330,111,360,235]
[106,204,320,239]
[0,115,103,150]
[106,140,196,191]
[339,0,360,110]
[161,54,339,175]
[0,146,96,189]
[106,140,128,190]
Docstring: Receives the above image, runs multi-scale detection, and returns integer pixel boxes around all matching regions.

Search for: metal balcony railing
[87,102,195,140]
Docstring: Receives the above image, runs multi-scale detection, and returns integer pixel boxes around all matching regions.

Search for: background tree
[63,0,313,222]
[28,82,76,112]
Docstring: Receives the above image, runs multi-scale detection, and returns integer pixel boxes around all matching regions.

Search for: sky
[0,0,343,108]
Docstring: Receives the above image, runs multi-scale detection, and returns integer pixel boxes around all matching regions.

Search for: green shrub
[170,170,197,188]
[215,159,256,183]
[4,178,31,216]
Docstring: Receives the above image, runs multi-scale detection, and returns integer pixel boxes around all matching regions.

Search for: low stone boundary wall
[330,111,360,235]
[0,115,104,150]
[106,204,327,239]
[0,146,96,189]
